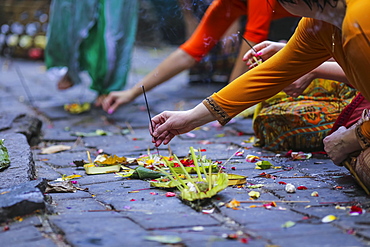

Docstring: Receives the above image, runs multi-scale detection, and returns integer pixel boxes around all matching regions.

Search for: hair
[276,0,339,10]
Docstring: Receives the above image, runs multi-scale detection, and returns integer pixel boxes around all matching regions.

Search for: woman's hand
[243,41,285,69]
[151,103,216,146]
[150,110,195,146]
[102,89,136,114]
[323,126,362,165]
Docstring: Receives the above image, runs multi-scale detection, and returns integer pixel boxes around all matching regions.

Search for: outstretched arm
[102,49,196,114]
[151,103,216,146]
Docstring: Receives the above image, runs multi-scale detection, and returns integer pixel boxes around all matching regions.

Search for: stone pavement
[0,46,370,247]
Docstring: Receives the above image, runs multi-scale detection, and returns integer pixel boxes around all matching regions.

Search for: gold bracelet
[355,124,370,149]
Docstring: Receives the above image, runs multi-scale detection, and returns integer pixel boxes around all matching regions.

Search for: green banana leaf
[180,173,229,201]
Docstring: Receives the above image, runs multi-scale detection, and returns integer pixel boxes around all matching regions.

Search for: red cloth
[180,0,294,61]
[330,93,370,134]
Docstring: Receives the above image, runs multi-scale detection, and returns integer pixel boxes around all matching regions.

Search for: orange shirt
[180,0,294,61]
[204,0,370,126]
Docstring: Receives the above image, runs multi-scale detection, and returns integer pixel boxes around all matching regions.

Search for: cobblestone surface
[0,46,369,246]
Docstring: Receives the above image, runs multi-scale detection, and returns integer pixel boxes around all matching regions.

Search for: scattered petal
[322,215,337,223]
[285,183,296,193]
[202,208,215,214]
[335,205,347,210]
[186,132,196,138]
[247,184,264,189]
[311,191,319,197]
[248,191,260,199]
[192,226,204,231]
[246,155,259,162]
[291,152,312,160]
[235,151,244,156]
[165,192,176,197]
[278,181,287,185]
[297,186,308,190]
[350,205,364,215]
[239,238,248,244]
[226,198,241,209]
[282,221,296,228]
[144,235,182,244]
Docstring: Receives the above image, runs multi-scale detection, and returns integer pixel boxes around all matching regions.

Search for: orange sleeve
[243,0,294,43]
[179,0,246,62]
[205,18,332,125]
[341,0,370,102]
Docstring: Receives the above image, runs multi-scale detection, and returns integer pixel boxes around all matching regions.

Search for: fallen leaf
[282,221,296,228]
[41,145,71,154]
[144,235,182,244]
[248,191,260,199]
[255,161,273,170]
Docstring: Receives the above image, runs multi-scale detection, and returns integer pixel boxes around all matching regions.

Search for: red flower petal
[297,186,308,190]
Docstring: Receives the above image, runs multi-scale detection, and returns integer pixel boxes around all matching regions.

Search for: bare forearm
[311,61,348,84]
[130,49,197,98]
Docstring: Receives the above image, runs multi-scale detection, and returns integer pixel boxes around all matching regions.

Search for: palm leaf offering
[137,148,221,174]
[152,147,229,201]
[150,173,246,188]
[0,139,10,171]
[83,152,128,174]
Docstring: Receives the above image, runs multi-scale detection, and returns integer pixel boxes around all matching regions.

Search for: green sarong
[45,0,138,95]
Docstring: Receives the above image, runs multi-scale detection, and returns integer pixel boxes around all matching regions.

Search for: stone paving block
[71,173,123,188]
[0,225,55,246]
[108,103,152,128]
[47,190,92,201]
[229,118,255,135]
[151,226,268,247]
[36,151,87,168]
[52,197,106,214]
[34,161,62,181]
[0,179,46,222]
[50,214,147,247]
[0,133,35,188]
[130,212,220,230]
[269,227,365,247]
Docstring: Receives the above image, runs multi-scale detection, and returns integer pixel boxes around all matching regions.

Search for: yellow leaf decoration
[94,154,127,166]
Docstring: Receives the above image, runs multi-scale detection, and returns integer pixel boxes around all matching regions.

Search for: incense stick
[141,85,160,155]
[238,32,264,62]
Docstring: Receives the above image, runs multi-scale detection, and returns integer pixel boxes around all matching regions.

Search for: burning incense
[141,85,160,155]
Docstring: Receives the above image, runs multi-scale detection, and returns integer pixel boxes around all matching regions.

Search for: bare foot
[58,73,74,90]
[95,95,107,107]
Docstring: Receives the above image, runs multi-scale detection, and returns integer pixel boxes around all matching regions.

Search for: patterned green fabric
[45,0,138,95]
[253,79,358,152]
